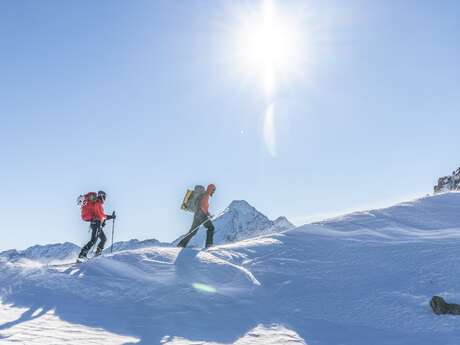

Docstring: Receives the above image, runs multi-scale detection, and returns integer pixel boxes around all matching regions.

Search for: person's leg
[204,220,215,248]
[177,233,194,248]
[95,230,107,256]
[79,221,100,258]
[177,214,205,248]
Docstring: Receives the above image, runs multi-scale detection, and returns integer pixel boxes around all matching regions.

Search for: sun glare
[229,0,306,157]
[234,0,300,98]
[232,0,303,157]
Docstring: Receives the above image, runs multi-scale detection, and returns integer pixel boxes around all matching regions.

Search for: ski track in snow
[2,193,460,344]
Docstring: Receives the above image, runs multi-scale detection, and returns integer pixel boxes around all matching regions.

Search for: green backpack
[181,185,205,213]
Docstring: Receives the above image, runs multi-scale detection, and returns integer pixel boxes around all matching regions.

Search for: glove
[106,213,117,221]
[102,220,106,228]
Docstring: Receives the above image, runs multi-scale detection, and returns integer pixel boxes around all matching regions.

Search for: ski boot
[77,253,88,263]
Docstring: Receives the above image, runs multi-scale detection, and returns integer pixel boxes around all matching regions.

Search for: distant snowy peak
[0,242,80,263]
[434,166,460,193]
[0,238,169,263]
[106,238,168,253]
[222,200,295,240]
[177,200,294,247]
[227,200,259,213]
[273,216,295,231]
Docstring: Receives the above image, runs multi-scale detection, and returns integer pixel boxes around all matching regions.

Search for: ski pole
[179,208,229,239]
[110,211,116,253]
[193,208,228,233]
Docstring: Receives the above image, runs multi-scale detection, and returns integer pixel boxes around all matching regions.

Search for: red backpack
[77,192,98,222]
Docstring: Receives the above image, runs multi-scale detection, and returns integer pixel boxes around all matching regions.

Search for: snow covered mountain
[0,242,80,263]
[0,239,169,264]
[2,193,460,344]
[105,238,168,253]
[173,200,295,247]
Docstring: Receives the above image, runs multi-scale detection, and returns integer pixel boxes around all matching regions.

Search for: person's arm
[94,202,107,222]
[106,213,116,220]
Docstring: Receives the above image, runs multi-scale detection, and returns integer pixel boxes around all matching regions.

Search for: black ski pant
[79,220,107,256]
[178,211,214,248]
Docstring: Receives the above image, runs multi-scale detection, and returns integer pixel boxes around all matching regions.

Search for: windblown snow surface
[2,193,460,344]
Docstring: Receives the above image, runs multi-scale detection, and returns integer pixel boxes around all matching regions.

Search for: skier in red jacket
[78,191,116,260]
[178,184,216,248]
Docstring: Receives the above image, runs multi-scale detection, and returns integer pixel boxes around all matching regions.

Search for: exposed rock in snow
[434,166,460,193]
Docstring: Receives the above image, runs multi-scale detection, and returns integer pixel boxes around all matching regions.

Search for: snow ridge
[314,192,460,232]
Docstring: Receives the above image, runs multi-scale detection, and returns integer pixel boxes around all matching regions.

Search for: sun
[229,0,304,157]
[233,0,301,98]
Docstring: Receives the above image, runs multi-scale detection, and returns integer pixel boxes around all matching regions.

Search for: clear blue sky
[1,0,459,251]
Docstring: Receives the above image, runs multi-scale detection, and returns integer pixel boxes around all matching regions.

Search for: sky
[0,0,459,251]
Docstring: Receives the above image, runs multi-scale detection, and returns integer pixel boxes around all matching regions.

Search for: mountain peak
[228,200,255,211]
[273,216,295,230]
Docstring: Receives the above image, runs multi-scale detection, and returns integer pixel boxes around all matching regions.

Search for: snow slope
[2,193,460,344]
[174,200,295,247]
[315,191,460,232]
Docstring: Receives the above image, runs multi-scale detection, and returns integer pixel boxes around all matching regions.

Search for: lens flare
[192,283,217,294]
[263,103,276,157]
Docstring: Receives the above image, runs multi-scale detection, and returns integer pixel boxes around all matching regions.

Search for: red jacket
[81,193,107,222]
